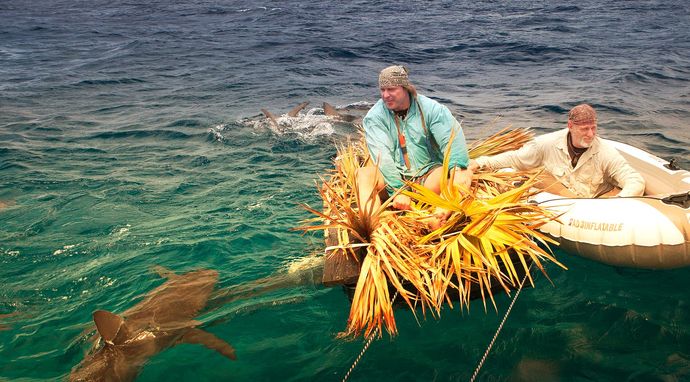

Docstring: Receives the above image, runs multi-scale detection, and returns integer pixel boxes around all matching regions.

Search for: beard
[576,136,593,148]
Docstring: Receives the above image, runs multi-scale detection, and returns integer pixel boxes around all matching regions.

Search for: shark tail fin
[287,101,309,117]
[181,328,237,360]
[93,310,130,346]
[322,102,342,117]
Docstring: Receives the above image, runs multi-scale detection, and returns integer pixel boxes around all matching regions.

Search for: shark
[0,199,13,210]
[321,102,362,123]
[260,101,364,129]
[0,311,19,331]
[260,101,310,128]
[70,267,236,382]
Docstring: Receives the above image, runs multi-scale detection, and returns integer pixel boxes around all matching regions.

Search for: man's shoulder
[415,94,450,119]
[364,99,391,127]
[593,137,622,156]
[364,99,386,117]
[536,128,567,142]
[415,94,442,109]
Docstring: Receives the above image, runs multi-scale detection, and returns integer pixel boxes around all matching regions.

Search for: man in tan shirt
[470,104,645,198]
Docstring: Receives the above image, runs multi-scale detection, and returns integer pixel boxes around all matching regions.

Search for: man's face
[380,86,410,112]
[568,119,597,148]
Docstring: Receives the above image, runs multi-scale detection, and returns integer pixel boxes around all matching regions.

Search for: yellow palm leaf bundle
[298,128,565,339]
[405,173,563,313]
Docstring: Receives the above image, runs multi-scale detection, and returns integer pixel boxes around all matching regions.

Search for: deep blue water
[1,1,689,381]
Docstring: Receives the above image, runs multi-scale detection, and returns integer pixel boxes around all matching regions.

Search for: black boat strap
[661,191,690,208]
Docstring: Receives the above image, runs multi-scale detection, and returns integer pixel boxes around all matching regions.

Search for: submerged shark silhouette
[0,311,19,331]
[70,267,236,382]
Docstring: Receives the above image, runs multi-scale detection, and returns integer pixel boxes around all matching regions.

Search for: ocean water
[1,1,689,381]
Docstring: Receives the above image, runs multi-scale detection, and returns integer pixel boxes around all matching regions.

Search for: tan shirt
[475,129,645,197]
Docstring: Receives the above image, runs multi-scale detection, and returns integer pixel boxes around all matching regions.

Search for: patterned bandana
[378,65,411,88]
[568,104,597,123]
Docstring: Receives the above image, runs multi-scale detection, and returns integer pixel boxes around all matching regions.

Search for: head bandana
[568,104,597,123]
[379,65,412,88]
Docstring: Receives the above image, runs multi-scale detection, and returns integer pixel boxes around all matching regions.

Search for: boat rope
[341,327,378,382]
[342,290,399,382]
[534,194,681,205]
[469,264,532,382]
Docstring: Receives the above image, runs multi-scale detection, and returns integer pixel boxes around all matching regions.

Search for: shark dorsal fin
[322,102,341,117]
[260,109,279,127]
[287,101,309,117]
[93,310,129,345]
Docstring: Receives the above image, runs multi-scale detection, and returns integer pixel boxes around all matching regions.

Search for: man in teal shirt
[357,65,472,226]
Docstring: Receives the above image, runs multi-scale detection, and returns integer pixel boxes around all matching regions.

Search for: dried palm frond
[339,213,431,338]
[468,126,533,158]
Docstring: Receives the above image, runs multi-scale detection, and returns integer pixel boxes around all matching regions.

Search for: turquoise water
[2,0,690,380]
[2,119,689,381]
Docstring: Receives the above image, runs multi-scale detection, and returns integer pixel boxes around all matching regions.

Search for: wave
[537,104,570,115]
[74,78,146,86]
[166,119,203,128]
[552,5,582,12]
[487,42,569,64]
[85,130,191,140]
[92,104,136,114]
[310,46,361,60]
[627,131,685,146]
[0,162,29,171]
[420,43,469,59]
[617,70,690,85]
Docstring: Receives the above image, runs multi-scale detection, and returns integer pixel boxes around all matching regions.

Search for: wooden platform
[322,227,361,287]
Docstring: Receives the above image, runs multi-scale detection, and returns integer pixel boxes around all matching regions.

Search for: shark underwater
[70,267,236,382]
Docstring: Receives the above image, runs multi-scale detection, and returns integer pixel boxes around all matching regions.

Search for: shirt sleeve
[602,147,646,197]
[474,138,544,171]
[425,102,469,169]
[363,115,404,192]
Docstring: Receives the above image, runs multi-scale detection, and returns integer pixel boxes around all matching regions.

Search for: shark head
[69,342,140,382]
[70,310,153,381]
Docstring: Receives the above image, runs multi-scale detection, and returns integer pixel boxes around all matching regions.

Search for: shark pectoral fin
[93,310,130,345]
[151,265,176,279]
[181,328,237,360]
[261,109,279,126]
[287,101,309,117]
[322,102,342,117]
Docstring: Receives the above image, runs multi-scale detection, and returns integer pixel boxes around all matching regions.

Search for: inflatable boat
[531,139,690,269]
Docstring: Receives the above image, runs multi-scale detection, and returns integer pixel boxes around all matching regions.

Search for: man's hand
[468,160,480,172]
[428,206,452,230]
[391,194,412,210]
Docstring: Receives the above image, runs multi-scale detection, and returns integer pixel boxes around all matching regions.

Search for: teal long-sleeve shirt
[363,94,469,193]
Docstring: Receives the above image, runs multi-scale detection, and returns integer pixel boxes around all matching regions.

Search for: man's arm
[424,102,470,170]
[603,147,645,197]
[363,116,404,193]
[474,139,544,171]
